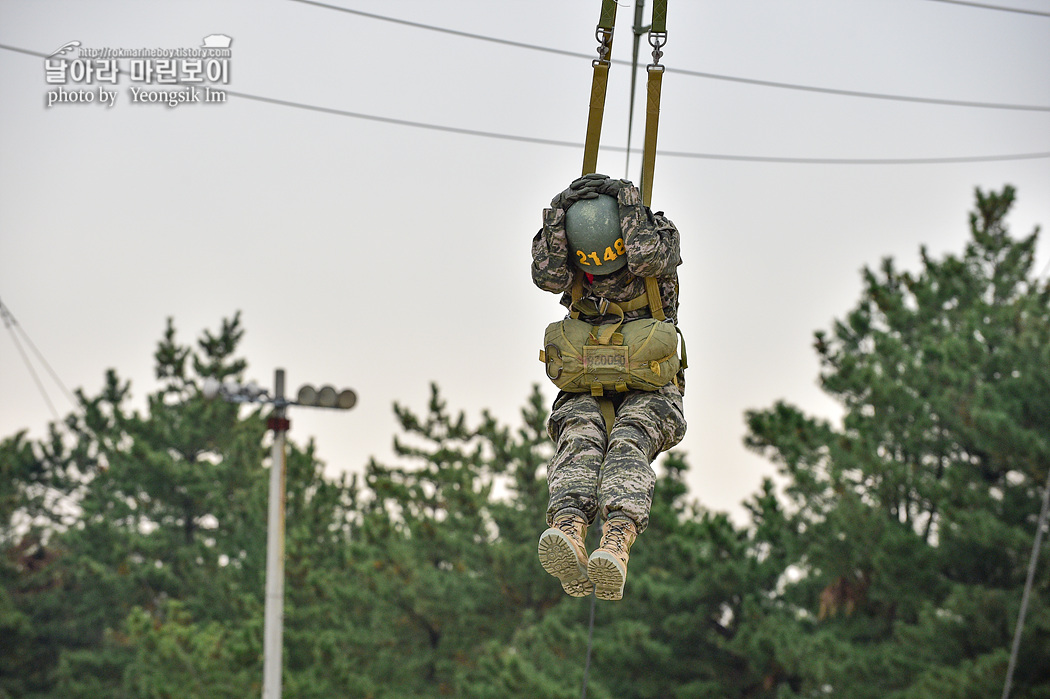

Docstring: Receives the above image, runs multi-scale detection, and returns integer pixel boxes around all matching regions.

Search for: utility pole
[263,369,288,699]
[203,370,357,699]
[1001,466,1050,699]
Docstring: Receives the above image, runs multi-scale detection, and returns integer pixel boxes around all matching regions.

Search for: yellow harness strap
[582,0,619,176]
[570,275,584,319]
[644,276,665,321]
[598,397,617,437]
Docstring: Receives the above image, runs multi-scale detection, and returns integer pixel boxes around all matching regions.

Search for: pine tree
[329,383,555,697]
[744,186,1050,697]
[2,309,864,697]
[0,315,274,697]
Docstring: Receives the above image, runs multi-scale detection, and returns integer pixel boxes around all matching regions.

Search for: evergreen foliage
[1,187,1046,697]
[745,186,1050,697]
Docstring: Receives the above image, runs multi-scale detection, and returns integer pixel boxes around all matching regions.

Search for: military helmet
[565,194,626,275]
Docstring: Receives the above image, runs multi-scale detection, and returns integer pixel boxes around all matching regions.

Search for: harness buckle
[579,294,611,317]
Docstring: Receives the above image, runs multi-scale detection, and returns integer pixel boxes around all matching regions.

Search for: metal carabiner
[594,26,614,65]
[545,343,563,380]
[647,30,667,69]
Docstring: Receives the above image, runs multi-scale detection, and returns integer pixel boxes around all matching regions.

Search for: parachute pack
[539,276,685,396]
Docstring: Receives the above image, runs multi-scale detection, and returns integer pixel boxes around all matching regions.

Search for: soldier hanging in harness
[532,173,687,600]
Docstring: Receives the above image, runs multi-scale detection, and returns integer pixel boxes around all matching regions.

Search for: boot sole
[587,551,626,601]
[538,529,593,597]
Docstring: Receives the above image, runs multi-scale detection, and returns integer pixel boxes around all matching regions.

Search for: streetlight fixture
[202,369,356,699]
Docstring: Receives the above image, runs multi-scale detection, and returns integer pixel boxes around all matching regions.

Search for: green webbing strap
[644,276,665,321]
[640,70,663,208]
[582,64,610,176]
[598,397,616,437]
[650,0,668,33]
[639,1,668,316]
[582,0,619,176]
[616,290,651,314]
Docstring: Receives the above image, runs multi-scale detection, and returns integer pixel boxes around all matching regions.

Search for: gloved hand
[570,172,608,192]
[594,176,629,198]
[550,183,598,211]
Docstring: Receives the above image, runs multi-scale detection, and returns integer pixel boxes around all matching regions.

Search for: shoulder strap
[644,277,665,321]
[582,0,619,175]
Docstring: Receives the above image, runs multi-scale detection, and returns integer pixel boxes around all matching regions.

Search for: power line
[653,147,1050,165]
[286,0,592,60]
[0,43,42,60]
[285,0,1050,113]
[1,298,79,420]
[224,89,583,147]
[2,305,59,421]
[666,66,1050,113]
[924,0,1050,17]
[2,43,1049,164]
[225,90,1050,165]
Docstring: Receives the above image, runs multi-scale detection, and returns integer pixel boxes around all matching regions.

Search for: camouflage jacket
[531,182,681,325]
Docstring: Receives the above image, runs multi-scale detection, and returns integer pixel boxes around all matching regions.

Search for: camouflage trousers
[545,383,686,533]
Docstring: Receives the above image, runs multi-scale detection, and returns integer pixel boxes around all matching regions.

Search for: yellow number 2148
[576,238,626,267]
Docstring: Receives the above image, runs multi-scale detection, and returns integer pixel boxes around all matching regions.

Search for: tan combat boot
[538,511,594,597]
[587,517,638,601]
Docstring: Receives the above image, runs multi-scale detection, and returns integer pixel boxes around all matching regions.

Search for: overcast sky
[2,0,1048,522]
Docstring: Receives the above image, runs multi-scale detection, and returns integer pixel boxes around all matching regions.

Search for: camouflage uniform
[531,182,687,534]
